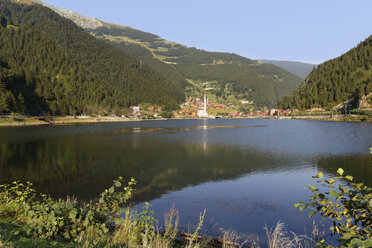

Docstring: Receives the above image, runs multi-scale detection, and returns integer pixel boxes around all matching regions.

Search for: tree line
[278,35,372,110]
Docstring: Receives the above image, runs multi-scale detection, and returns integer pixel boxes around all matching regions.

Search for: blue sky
[43,0,372,64]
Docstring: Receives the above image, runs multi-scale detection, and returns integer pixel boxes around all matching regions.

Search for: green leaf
[315,172,323,178]
[108,186,114,194]
[329,190,339,198]
[350,238,362,245]
[337,168,344,176]
[64,231,70,240]
[309,210,316,218]
[370,199,372,208]
[293,203,301,208]
[327,179,335,184]
[340,233,353,240]
[362,238,372,247]
[345,175,353,181]
[69,209,77,220]
[299,205,307,211]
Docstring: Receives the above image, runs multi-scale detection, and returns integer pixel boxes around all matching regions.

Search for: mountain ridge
[33,0,304,108]
[29,0,104,29]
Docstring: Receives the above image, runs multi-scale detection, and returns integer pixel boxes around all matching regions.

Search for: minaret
[204,94,207,116]
[197,94,208,118]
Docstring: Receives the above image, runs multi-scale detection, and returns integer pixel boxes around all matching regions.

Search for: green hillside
[0,20,102,114]
[87,24,303,108]
[278,35,372,110]
[0,0,184,115]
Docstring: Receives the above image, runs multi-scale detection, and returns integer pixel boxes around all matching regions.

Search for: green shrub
[0,177,136,241]
[295,168,372,247]
[0,177,211,247]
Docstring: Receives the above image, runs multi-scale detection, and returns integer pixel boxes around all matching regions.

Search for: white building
[241,100,253,104]
[131,106,140,112]
[197,95,209,118]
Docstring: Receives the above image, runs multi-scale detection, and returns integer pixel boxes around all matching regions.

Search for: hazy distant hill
[33,1,303,108]
[278,35,372,110]
[0,0,184,115]
[258,59,317,79]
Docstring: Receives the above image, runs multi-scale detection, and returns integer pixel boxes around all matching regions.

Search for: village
[126,96,291,119]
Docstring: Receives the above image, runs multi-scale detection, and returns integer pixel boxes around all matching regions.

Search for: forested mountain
[278,35,372,110]
[88,24,303,108]
[36,1,303,108]
[0,20,101,114]
[258,59,317,79]
[0,0,184,115]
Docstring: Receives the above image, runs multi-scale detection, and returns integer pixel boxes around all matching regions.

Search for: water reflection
[0,120,371,201]
[0,134,296,201]
[203,119,207,152]
[317,155,372,186]
[0,119,371,240]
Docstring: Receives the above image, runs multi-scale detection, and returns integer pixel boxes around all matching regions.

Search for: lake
[0,119,371,243]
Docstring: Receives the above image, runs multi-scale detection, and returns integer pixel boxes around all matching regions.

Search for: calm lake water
[0,119,371,242]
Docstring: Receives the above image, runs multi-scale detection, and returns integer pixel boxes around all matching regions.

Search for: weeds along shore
[1,167,371,247]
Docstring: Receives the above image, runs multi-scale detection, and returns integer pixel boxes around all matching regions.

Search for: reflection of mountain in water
[0,129,294,202]
[1,120,371,245]
[317,155,372,187]
[0,125,295,201]
[0,122,371,203]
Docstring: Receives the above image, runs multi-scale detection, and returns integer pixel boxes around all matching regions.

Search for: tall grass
[264,221,314,248]
[220,229,250,248]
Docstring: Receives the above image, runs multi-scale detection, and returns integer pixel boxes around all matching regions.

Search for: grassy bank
[0,117,48,126]
[0,116,147,127]
[288,109,372,122]
[282,114,372,122]
[0,178,320,248]
[0,179,251,248]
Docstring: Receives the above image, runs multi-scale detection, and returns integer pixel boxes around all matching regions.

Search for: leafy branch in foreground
[295,168,372,247]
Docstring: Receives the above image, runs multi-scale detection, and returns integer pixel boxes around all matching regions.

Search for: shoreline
[0,116,145,127]
[0,114,371,127]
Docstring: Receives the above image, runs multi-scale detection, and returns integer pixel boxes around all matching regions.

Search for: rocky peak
[29,0,103,29]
